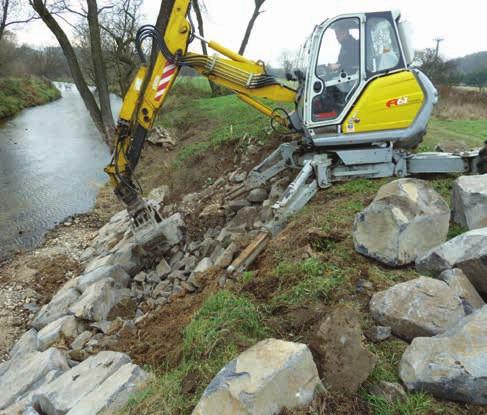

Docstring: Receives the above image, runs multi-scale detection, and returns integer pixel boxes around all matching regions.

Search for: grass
[272,258,344,306]
[0,77,60,119]
[365,392,434,415]
[122,291,267,414]
[420,119,487,151]
[156,76,285,165]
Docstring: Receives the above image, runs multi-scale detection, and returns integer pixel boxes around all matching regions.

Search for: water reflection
[0,82,120,259]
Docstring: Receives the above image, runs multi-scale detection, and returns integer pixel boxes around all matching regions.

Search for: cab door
[304,15,364,129]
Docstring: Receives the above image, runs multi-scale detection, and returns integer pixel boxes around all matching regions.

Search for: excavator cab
[294,10,434,149]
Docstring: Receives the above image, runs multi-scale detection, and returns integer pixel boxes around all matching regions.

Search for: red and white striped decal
[154,63,177,101]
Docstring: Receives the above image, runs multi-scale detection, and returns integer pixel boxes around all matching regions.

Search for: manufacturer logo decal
[386,96,409,108]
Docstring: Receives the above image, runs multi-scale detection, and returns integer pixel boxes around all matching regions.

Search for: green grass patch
[420,119,487,151]
[122,290,268,414]
[156,76,286,164]
[368,339,408,384]
[365,392,434,415]
[183,290,267,361]
[272,258,344,306]
[0,78,60,119]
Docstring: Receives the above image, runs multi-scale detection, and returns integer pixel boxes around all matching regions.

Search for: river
[0,82,121,260]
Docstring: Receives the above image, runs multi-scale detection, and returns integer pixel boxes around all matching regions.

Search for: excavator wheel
[478,141,487,174]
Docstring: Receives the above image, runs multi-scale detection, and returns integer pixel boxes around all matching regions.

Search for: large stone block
[311,306,377,393]
[452,174,487,230]
[0,348,69,410]
[31,288,81,330]
[353,179,450,266]
[76,265,130,292]
[68,279,131,322]
[416,227,487,294]
[9,329,39,360]
[400,306,487,404]
[438,268,484,314]
[65,363,151,415]
[192,339,322,415]
[32,351,131,415]
[37,316,84,351]
[370,277,465,341]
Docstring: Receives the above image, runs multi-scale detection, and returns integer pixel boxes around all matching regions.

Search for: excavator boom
[104,0,297,232]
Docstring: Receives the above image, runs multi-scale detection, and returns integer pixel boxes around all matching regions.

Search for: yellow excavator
[105,0,487,240]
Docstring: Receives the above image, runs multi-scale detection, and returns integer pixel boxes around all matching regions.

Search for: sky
[14,0,487,66]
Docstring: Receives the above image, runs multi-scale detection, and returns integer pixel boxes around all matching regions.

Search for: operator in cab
[329,22,359,74]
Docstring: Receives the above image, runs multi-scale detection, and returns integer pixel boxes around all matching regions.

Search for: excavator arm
[104,0,297,232]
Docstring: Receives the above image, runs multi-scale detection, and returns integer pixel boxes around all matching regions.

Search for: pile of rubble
[354,175,487,405]
[0,167,292,414]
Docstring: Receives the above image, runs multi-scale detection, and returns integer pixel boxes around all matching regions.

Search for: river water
[0,83,121,260]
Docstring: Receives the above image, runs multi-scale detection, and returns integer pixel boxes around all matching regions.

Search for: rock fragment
[399,305,487,404]
[370,277,465,341]
[353,179,450,266]
[192,339,321,415]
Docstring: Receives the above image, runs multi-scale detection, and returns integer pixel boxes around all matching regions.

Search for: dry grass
[434,86,487,120]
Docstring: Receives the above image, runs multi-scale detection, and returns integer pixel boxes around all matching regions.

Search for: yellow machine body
[342,71,424,134]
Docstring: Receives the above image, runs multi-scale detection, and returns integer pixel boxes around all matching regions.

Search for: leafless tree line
[2,0,268,147]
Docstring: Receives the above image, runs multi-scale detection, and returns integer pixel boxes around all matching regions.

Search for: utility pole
[433,37,444,60]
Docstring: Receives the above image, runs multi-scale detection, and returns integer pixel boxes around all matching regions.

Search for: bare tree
[239,0,266,55]
[87,0,114,138]
[0,0,36,42]
[30,0,116,146]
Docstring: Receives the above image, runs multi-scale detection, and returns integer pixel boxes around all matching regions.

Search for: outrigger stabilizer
[224,141,487,275]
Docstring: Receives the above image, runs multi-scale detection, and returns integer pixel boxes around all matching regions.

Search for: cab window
[366,16,402,75]
[312,18,360,122]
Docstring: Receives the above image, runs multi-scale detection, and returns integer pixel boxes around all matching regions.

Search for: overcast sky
[15,0,487,65]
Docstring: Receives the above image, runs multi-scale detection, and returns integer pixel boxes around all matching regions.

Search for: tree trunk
[239,0,265,56]
[0,0,9,42]
[87,0,115,145]
[30,0,110,145]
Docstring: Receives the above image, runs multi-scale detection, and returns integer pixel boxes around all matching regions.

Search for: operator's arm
[105,0,298,232]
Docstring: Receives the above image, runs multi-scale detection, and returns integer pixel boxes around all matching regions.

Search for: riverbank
[1,78,487,414]
[0,77,61,119]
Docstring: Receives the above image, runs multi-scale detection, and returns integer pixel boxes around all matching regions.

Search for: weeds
[272,258,344,306]
[365,392,433,415]
[183,290,267,361]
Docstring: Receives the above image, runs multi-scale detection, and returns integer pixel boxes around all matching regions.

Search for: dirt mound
[110,272,220,368]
